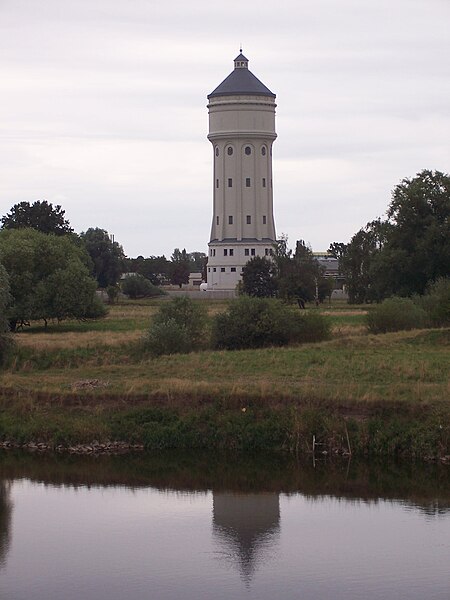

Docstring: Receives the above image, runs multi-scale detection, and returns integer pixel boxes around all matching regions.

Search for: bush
[294,311,332,343]
[142,319,191,357]
[122,274,164,299]
[415,278,450,327]
[366,297,429,334]
[83,294,108,319]
[212,296,330,350]
[142,296,208,356]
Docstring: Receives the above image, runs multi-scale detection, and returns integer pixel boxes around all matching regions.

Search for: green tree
[0,263,14,365]
[189,251,207,274]
[336,219,391,303]
[381,169,450,296]
[170,248,190,288]
[126,255,170,285]
[241,256,277,297]
[0,228,103,329]
[80,228,125,288]
[337,170,450,303]
[1,200,73,235]
[274,238,324,304]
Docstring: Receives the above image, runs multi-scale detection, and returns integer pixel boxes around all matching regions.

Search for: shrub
[142,296,208,356]
[212,296,330,350]
[122,274,164,299]
[366,297,429,334]
[294,311,332,343]
[142,318,191,357]
[415,278,450,327]
[83,294,108,319]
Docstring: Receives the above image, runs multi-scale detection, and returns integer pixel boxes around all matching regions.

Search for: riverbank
[0,302,448,460]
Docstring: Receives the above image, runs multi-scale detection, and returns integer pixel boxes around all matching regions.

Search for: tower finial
[240,43,242,53]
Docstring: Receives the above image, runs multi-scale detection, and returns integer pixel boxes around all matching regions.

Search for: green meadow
[0,299,448,459]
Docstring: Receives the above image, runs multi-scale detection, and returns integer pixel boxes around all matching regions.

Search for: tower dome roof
[208,54,275,99]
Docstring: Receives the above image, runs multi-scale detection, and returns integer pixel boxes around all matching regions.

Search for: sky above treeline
[1,0,449,258]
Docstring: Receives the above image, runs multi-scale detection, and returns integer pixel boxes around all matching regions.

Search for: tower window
[262,178,266,188]
[246,215,251,224]
[246,178,251,187]
[231,267,236,272]
[213,249,216,256]
[224,249,228,256]
[263,215,267,224]
[229,249,234,256]
[251,248,255,256]
[221,267,225,272]
[216,216,219,225]
[244,146,252,155]
[213,267,216,272]
[208,267,210,272]
[215,147,219,156]
[216,179,219,188]
[265,248,269,256]
[261,146,266,156]
[227,147,233,156]
[228,215,233,225]
[245,249,249,256]
[228,178,232,187]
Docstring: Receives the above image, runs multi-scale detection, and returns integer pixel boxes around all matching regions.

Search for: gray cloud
[1,0,449,256]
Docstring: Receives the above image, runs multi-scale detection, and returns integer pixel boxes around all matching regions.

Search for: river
[0,451,448,599]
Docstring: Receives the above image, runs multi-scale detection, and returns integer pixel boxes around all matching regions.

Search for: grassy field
[0,299,448,458]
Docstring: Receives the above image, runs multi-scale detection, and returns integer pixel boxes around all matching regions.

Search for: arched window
[261,146,266,156]
[244,146,251,155]
[227,147,233,156]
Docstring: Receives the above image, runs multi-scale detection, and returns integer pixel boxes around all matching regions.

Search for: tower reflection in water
[212,492,280,583]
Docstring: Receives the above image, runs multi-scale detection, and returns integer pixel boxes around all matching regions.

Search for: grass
[0,299,448,458]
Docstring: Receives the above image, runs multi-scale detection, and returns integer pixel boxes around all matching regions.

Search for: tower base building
[206,53,277,291]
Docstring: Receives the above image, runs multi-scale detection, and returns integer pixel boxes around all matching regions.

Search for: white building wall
[207,92,277,290]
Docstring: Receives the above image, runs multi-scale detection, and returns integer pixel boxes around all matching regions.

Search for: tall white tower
[206,53,277,291]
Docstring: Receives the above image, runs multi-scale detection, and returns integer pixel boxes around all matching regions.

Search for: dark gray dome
[208,54,275,99]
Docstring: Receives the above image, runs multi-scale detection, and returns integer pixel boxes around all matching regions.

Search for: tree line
[0,200,206,329]
[328,170,450,303]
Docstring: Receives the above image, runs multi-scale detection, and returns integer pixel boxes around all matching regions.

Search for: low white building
[206,53,277,291]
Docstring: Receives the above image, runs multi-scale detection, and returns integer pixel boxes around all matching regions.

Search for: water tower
[206,53,277,290]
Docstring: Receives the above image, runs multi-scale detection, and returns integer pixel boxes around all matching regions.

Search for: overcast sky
[1,0,449,258]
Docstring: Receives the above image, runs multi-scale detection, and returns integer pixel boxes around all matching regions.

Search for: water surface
[0,452,448,599]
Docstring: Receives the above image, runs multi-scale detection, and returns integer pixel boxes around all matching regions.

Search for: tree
[382,169,450,296]
[1,201,73,235]
[125,255,170,285]
[336,219,391,303]
[0,263,10,332]
[80,228,125,288]
[336,170,450,303]
[241,256,277,297]
[0,264,14,365]
[0,228,103,329]
[170,248,190,288]
[189,251,207,273]
[274,238,324,304]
